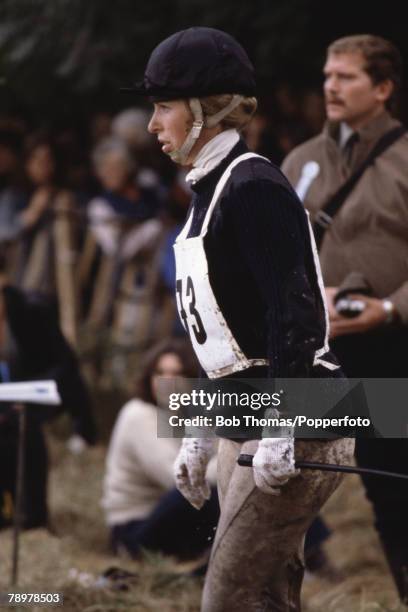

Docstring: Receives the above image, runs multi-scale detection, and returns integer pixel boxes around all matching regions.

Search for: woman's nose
[148,112,158,134]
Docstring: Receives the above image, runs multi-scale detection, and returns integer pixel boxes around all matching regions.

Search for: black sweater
[186,139,339,378]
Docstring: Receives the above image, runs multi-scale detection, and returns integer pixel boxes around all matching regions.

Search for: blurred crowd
[0,87,330,575]
[0,85,325,392]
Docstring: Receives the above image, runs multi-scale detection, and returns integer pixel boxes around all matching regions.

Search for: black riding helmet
[122,27,256,100]
[122,27,256,164]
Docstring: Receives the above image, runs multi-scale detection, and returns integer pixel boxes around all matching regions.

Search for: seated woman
[102,339,219,560]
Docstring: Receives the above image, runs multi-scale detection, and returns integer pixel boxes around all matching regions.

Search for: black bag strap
[313,125,407,250]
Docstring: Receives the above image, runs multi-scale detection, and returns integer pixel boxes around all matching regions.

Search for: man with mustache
[282,35,408,601]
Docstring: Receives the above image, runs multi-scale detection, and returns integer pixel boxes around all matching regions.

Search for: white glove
[253,437,299,495]
[174,438,214,509]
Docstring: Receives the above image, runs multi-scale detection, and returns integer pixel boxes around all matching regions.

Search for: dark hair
[135,338,198,403]
[0,129,23,156]
[23,131,63,188]
[327,35,402,113]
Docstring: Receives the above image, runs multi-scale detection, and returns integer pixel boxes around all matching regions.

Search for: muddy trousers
[201,437,354,612]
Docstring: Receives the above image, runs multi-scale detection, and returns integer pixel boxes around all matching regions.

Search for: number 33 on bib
[173,153,269,379]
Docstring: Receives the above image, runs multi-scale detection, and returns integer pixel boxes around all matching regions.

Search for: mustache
[325,97,345,105]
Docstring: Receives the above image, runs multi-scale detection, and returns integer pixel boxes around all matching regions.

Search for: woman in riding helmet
[125,27,354,611]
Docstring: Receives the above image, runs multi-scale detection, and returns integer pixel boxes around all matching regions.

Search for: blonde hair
[200,94,258,130]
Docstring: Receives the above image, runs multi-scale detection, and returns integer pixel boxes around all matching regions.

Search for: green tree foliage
[0,0,406,123]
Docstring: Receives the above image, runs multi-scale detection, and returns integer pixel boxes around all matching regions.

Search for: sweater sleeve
[229,178,317,377]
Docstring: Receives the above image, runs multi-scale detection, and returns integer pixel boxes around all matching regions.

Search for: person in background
[17,133,74,240]
[282,34,408,601]
[102,339,219,560]
[112,108,152,149]
[111,108,165,198]
[8,132,81,348]
[0,257,97,529]
[87,136,161,259]
[80,137,165,386]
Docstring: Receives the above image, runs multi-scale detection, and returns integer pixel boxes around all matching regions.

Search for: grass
[0,431,406,612]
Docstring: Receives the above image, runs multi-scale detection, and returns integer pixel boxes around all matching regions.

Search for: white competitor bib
[174,152,269,379]
[174,152,337,378]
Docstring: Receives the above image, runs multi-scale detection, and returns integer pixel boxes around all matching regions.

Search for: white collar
[339,122,354,149]
[185,129,240,185]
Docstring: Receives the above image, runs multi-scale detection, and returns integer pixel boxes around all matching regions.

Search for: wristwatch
[382,299,395,324]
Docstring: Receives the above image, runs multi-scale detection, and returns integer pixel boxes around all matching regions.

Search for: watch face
[382,299,394,324]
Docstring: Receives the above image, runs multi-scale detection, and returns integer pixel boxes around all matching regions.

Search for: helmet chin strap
[168,95,244,165]
[204,95,244,128]
[169,98,204,164]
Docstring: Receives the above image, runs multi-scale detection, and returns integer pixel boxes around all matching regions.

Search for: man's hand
[174,438,214,509]
[330,294,390,339]
[252,437,299,495]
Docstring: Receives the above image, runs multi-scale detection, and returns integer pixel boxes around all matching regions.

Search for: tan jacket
[282,112,408,324]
